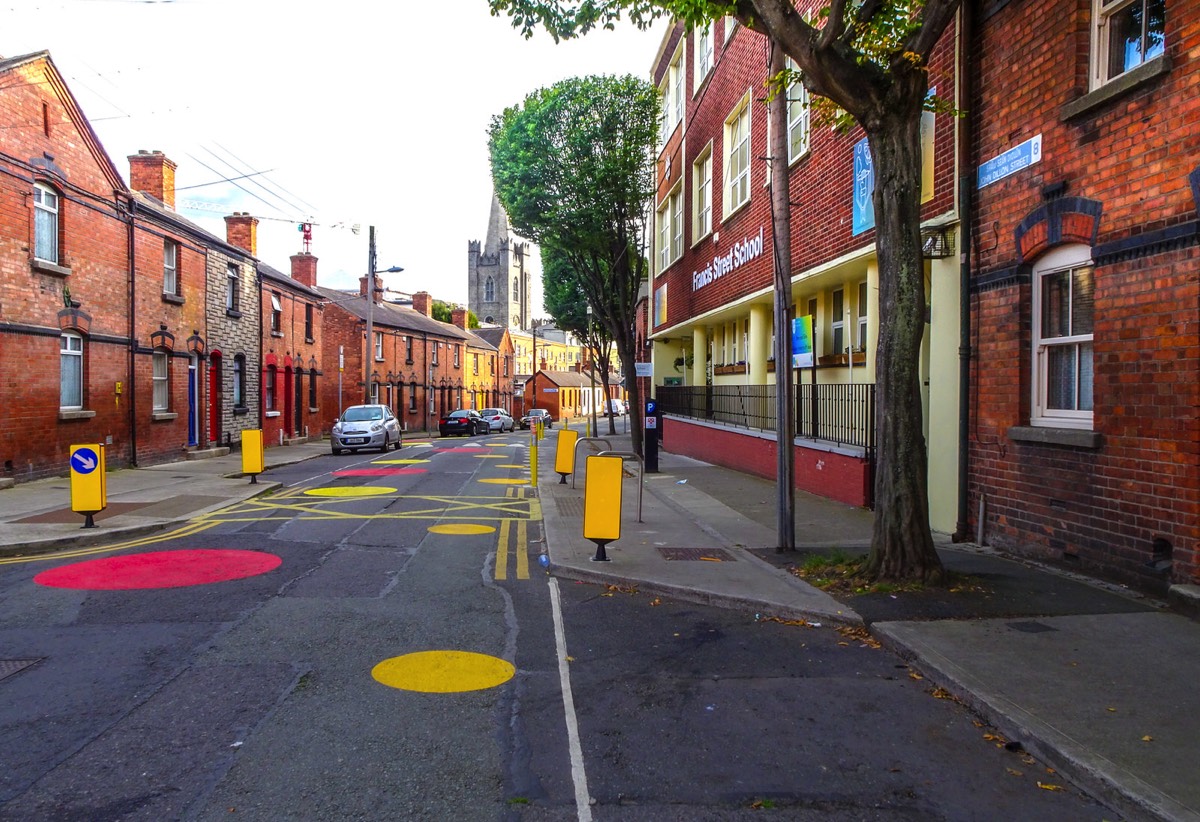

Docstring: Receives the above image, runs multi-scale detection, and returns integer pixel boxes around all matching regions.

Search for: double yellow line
[0,519,218,565]
[494,487,530,580]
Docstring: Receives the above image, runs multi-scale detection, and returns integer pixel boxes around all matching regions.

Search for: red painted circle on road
[433,447,496,454]
[331,468,427,477]
[34,550,282,590]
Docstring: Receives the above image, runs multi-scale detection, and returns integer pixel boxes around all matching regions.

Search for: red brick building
[968,1,1199,590]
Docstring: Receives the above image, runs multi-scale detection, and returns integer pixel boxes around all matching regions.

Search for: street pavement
[2,422,1198,822]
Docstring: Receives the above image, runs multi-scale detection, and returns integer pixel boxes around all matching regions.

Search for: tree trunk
[861,105,945,584]
[618,335,643,457]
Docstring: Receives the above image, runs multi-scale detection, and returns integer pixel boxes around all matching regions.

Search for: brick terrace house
[646,16,962,513]
[967,0,1199,591]
[473,325,517,413]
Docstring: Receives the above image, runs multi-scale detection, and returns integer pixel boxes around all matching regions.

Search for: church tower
[468,192,530,330]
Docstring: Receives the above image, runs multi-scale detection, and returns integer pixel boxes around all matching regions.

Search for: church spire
[484,190,509,256]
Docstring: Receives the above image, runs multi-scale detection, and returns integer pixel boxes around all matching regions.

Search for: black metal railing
[657,382,876,453]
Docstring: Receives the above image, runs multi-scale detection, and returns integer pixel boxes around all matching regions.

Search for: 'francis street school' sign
[692,228,764,291]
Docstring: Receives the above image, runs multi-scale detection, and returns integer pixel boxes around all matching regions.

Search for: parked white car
[331,404,402,454]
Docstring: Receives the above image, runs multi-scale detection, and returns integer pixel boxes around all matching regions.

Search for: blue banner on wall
[852,138,875,236]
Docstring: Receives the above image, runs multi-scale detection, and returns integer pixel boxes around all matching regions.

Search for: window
[152,349,169,411]
[656,184,683,272]
[163,240,179,295]
[857,281,869,351]
[305,304,314,340]
[659,46,684,144]
[831,288,846,356]
[724,15,738,42]
[786,58,811,164]
[485,277,495,302]
[233,354,246,408]
[432,342,439,366]
[694,21,715,91]
[309,371,317,408]
[1033,246,1095,428]
[503,355,509,377]
[1093,0,1165,87]
[405,335,413,363]
[454,345,461,368]
[60,331,82,409]
[226,263,240,312]
[34,182,59,264]
[374,331,383,361]
[270,293,282,333]
[409,379,418,412]
[265,365,277,411]
[724,97,751,216]
[693,148,712,242]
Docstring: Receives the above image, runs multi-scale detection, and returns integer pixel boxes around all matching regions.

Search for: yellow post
[69,443,107,528]
[583,454,623,562]
[529,425,538,486]
[554,429,578,484]
[242,429,265,483]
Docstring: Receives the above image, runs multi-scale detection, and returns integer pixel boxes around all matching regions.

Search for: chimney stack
[451,307,468,329]
[291,252,318,288]
[225,212,258,256]
[128,150,177,209]
[412,291,433,317]
[359,274,382,304]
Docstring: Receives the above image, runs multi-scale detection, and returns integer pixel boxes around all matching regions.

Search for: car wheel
[381,435,390,453]
[332,447,342,455]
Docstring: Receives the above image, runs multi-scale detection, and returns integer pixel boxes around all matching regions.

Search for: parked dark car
[480,408,515,432]
[439,409,489,437]
[331,404,402,454]
[520,408,553,430]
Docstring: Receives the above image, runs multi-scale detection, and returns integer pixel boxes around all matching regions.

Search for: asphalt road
[0,434,1117,821]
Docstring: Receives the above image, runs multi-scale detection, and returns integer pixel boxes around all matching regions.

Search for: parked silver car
[480,408,515,432]
[331,404,402,454]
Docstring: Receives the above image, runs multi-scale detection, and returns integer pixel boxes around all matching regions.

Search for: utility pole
[365,226,377,404]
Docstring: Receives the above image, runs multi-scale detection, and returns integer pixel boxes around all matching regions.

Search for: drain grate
[0,658,44,683]
[1007,621,1057,634]
[555,498,584,518]
[657,547,735,562]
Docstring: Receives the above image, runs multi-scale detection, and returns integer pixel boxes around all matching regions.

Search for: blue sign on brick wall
[852,138,875,236]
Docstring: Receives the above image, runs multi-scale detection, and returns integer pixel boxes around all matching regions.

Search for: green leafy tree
[488,74,658,456]
[541,244,620,433]
[490,0,958,583]
[432,301,480,329]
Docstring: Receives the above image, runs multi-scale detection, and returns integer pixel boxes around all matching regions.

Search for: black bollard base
[558,472,568,484]
[82,513,96,529]
[249,473,258,485]
[591,541,611,562]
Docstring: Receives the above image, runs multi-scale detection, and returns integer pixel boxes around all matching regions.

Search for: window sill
[162,293,184,306]
[151,411,178,422]
[32,258,71,277]
[309,406,319,413]
[1008,425,1102,449]
[226,309,243,319]
[405,358,414,365]
[723,197,750,222]
[305,336,315,345]
[265,411,281,418]
[233,405,250,416]
[271,331,284,338]
[58,409,96,421]
[1060,54,1171,121]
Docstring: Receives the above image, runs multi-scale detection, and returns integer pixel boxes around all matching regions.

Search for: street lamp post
[364,225,403,404]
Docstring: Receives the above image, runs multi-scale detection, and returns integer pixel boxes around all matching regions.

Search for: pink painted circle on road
[332,468,427,477]
[34,549,282,590]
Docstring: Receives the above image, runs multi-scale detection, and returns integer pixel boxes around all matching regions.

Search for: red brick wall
[662,416,871,507]
[970,0,1200,587]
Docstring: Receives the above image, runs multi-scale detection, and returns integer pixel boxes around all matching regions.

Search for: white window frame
[657,183,684,273]
[271,293,282,332]
[694,20,715,92]
[233,354,245,408]
[693,147,712,243]
[831,288,846,356]
[857,281,869,351]
[785,58,811,164]
[1091,0,1166,89]
[60,331,83,410]
[152,349,170,411]
[163,240,179,295]
[1032,245,1095,429]
[724,15,738,42]
[724,95,752,218]
[659,44,684,146]
[226,263,239,311]
[265,364,276,411]
[34,182,59,264]
[374,331,384,361]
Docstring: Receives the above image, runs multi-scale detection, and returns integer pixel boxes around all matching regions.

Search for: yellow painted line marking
[429,523,496,536]
[515,518,529,579]
[474,454,507,459]
[304,486,397,497]
[494,519,511,580]
[494,464,528,469]
[478,478,526,485]
[372,459,430,465]
[0,520,219,566]
[372,650,515,693]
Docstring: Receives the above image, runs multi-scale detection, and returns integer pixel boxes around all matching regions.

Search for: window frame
[694,20,715,92]
[305,303,314,341]
[232,354,246,408]
[270,293,282,333]
[831,288,846,356]
[857,280,869,351]
[60,331,83,410]
[1091,0,1166,89]
[1031,245,1095,429]
[485,277,495,302]
[226,263,240,312]
[163,240,179,296]
[34,182,60,264]
[152,348,170,411]
[693,146,713,244]
[723,95,752,218]
[785,58,811,165]
[264,364,277,411]
[374,331,384,361]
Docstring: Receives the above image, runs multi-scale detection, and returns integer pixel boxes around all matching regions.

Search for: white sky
[1,0,666,315]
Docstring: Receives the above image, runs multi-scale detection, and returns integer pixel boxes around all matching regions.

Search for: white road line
[548,577,592,821]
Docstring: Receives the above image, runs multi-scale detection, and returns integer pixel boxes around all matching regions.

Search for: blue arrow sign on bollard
[71,447,99,475]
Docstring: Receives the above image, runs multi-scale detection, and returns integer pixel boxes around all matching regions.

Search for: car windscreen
[448,411,469,418]
[343,407,382,422]
[481,409,501,416]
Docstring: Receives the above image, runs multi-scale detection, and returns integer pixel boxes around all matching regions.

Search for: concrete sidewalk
[1,423,1196,821]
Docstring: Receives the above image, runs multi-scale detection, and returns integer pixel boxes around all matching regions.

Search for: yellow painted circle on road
[372,650,515,693]
[478,478,526,485]
[494,464,527,469]
[304,486,396,497]
[428,524,496,535]
[373,459,430,465]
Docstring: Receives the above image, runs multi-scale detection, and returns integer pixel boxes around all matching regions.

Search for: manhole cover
[657,547,735,562]
[1007,621,1057,634]
[0,658,43,683]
